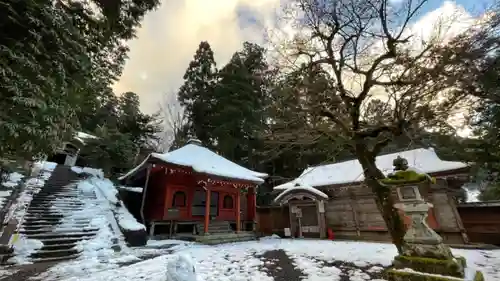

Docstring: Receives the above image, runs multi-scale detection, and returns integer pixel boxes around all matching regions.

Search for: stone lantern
[382,156,484,281]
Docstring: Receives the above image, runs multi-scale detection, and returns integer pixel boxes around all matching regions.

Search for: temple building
[119,139,267,240]
[272,148,471,243]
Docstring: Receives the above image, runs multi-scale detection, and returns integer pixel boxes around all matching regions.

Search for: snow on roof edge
[119,146,266,184]
[274,181,328,203]
[118,155,151,181]
[276,148,470,189]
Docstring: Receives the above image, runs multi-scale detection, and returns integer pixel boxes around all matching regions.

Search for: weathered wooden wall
[457,202,500,246]
[256,206,290,236]
[322,180,466,244]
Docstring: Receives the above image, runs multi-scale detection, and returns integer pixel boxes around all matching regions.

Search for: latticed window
[223,195,234,209]
[172,191,186,207]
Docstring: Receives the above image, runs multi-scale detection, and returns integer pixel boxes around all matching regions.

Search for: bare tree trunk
[355,141,406,254]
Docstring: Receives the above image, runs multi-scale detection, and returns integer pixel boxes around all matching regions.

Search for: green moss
[473,270,485,281]
[385,269,461,281]
[393,255,464,278]
[380,170,436,185]
[455,256,467,268]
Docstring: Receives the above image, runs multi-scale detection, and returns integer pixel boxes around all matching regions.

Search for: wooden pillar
[317,200,327,239]
[236,190,241,232]
[247,186,256,223]
[140,164,152,224]
[204,189,211,235]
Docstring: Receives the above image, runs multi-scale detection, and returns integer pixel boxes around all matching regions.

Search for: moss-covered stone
[386,268,484,281]
[473,270,485,281]
[393,255,464,278]
[380,170,437,185]
[455,256,467,269]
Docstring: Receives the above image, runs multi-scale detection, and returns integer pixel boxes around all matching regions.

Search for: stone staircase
[194,221,256,245]
[195,220,233,235]
[15,165,99,263]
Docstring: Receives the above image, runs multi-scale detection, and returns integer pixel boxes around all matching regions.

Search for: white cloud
[113,0,282,114]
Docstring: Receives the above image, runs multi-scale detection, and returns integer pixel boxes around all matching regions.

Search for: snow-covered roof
[274,148,468,190]
[74,131,98,145]
[119,140,268,184]
[274,181,328,203]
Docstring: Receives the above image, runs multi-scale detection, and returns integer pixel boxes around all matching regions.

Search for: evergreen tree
[0,1,89,160]
[211,42,274,167]
[177,41,218,146]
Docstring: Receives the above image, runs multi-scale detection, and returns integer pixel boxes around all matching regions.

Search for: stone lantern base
[385,259,485,281]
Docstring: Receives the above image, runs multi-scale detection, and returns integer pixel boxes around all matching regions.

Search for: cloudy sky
[112,0,493,115]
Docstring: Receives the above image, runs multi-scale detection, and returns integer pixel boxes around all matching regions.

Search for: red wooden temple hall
[118,139,268,236]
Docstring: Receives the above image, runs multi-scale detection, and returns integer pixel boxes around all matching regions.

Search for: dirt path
[0,262,58,281]
[258,249,387,281]
[259,250,306,281]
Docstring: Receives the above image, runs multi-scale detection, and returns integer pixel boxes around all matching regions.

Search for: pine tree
[177,41,218,146]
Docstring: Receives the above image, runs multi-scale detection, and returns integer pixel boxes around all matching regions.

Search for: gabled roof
[274,148,469,190]
[274,181,328,204]
[119,139,268,184]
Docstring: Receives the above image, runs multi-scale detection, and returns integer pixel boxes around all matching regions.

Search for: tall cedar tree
[211,42,272,168]
[177,41,218,147]
[0,0,160,161]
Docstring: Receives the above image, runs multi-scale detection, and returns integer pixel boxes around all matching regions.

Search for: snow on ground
[0,172,25,207]
[71,166,104,178]
[6,162,57,264]
[40,239,500,281]
[37,175,153,278]
[9,236,44,264]
[2,172,24,188]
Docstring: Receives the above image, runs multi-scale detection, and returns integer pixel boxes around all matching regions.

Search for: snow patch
[33,161,57,172]
[119,186,143,193]
[11,236,44,264]
[71,166,104,178]
[43,239,500,281]
[1,172,24,188]
[166,253,197,281]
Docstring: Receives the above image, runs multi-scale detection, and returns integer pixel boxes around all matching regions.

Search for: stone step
[195,232,256,245]
[27,207,84,213]
[40,243,78,251]
[31,198,84,202]
[24,217,90,222]
[24,214,65,219]
[20,227,98,235]
[30,253,80,263]
[24,231,98,239]
[36,190,83,197]
[38,236,92,245]
[30,202,84,207]
[22,222,91,229]
[30,248,81,259]
[36,189,79,193]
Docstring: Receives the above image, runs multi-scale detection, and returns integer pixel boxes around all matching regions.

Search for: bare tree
[276,0,497,253]
[158,91,187,152]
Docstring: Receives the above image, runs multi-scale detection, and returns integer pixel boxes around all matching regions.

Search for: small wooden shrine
[119,139,267,237]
